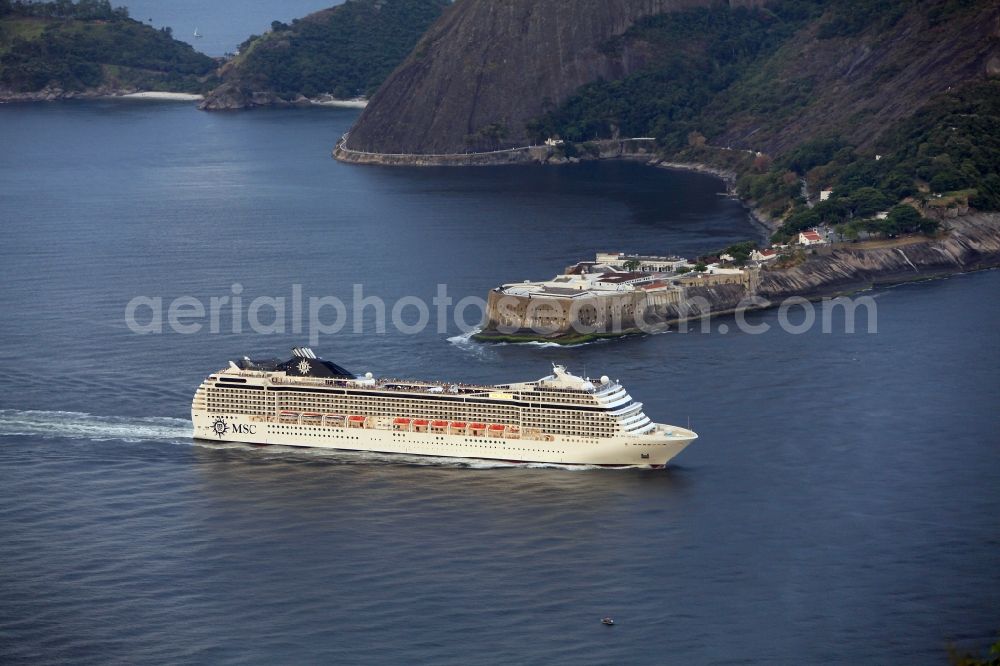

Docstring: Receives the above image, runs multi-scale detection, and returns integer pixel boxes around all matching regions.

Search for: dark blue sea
[1,101,998,664]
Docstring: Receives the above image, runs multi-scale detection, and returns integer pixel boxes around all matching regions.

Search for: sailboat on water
[193,27,202,38]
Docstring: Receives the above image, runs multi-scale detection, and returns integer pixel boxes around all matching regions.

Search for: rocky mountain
[700,0,1000,156]
[342,0,765,154]
[344,0,998,156]
[341,0,1000,241]
[200,0,448,110]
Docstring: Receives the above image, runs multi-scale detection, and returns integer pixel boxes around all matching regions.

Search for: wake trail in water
[0,409,192,444]
[0,410,607,471]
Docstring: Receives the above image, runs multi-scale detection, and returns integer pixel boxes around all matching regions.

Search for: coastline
[472,264,1000,345]
[472,213,1000,345]
[199,91,368,111]
[0,87,205,103]
[333,140,1000,344]
[0,88,366,108]
[333,137,779,232]
[119,92,204,101]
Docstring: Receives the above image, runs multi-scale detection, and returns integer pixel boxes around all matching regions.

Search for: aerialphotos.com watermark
[124,283,878,343]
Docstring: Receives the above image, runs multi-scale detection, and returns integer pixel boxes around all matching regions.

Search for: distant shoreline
[198,91,368,111]
[0,88,203,104]
[0,89,367,108]
[118,92,204,101]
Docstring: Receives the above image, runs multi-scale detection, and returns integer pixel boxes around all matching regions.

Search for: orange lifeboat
[431,420,449,429]
[489,424,506,431]
[393,418,412,425]
[450,421,467,431]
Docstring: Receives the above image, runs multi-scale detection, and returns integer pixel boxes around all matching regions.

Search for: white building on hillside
[799,229,825,246]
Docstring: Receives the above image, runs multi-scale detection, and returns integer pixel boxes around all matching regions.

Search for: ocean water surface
[123,0,344,57]
[0,101,998,664]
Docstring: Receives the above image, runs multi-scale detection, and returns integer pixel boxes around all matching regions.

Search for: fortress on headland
[476,252,761,342]
[475,214,1000,344]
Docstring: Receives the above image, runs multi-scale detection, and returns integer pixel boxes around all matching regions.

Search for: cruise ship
[192,348,697,468]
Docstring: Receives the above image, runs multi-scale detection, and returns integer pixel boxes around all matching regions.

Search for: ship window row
[275,390,601,409]
[391,433,565,455]
[277,404,519,417]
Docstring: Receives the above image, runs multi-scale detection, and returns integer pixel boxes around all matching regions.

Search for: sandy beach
[119,92,204,101]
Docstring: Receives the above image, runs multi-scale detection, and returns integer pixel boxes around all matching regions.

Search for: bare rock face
[344,0,741,155]
[707,2,1000,155]
[759,215,1000,299]
[198,82,252,110]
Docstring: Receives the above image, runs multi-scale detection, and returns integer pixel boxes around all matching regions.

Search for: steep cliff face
[705,2,1000,155]
[343,0,998,163]
[759,214,1000,299]
[474,214,1000,343]
[343,0,758,154]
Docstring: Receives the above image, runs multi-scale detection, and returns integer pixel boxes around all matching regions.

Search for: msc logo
[210,417,256,438]
[211,417,228,438]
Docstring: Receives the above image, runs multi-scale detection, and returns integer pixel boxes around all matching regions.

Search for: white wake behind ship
[192,348,697,468]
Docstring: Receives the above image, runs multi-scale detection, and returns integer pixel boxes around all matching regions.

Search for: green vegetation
[832,204,940,241]
[0,0,216,93]
[526,1,824,149]
[465,122,509,151]
[720,241,758,266]
[761,80,999,241]
[949,637,1000,666]
[525,0,999,244]
[220,0,448,100]
[815,0,908,38]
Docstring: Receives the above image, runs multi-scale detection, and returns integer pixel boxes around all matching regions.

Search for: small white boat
[601,617,615,626]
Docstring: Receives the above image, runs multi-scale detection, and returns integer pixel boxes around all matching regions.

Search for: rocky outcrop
[475,281,753,342]
[474,213,1000,344]
[759,214,1000,299]
[342,0,759,155]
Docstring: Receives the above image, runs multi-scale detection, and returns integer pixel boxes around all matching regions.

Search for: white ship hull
[191,411,696,468]
[193,349,697,469]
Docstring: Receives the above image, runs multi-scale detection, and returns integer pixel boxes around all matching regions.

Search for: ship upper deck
[213,362,623,406]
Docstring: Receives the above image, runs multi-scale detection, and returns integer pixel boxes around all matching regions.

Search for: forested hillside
[200,0,448,110]
[343,0,998,238]
[0,0,216,94]
[526,0,999,238]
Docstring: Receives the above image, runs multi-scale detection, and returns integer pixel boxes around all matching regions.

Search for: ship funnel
[291,347,302,357]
